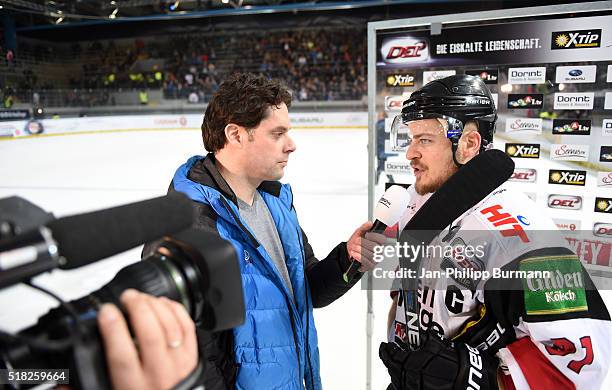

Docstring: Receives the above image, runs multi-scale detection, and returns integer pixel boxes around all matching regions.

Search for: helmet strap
[450,138,464,168]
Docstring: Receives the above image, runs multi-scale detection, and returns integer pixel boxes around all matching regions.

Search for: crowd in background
[0,27,366,106]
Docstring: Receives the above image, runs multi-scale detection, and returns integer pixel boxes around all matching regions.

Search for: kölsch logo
[509,168,537,183]
[548,170,586,186]
[597,172,612,187]
[465,69,498,84]
[593,223,612,238]
[507,94,543,109]
[508,67,546,84]
[381,37,429,64]
[423,70,456,84]
[547,194,582,210]
[554,218,580,233]
[551,29,601,49]
[552,119,591,135]
[505,117,542,134]
[550,144,589,162]
[385,95,406,111]
[604,119,612,136]
[553,93,594,110]
[595,197,612,213]
[386,73,415,87]
[600,146,612,162]
[505,143,540,159]
[555,65,597,83]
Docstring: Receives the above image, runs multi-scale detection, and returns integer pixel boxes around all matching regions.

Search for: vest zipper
[296,227,316,389]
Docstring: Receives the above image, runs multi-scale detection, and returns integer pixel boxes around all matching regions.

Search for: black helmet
[401,74,497,148]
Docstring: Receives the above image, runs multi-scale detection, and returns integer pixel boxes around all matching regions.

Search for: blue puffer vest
[173,156,322,390]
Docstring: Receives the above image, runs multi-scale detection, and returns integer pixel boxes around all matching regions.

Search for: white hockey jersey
[388,184,611,389]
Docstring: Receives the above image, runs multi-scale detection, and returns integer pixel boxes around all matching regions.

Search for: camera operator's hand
[97,289,198,390]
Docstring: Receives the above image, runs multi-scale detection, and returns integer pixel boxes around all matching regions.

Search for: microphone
[0,193,194,288]
[343,185,411,283]
[398,149,514,350]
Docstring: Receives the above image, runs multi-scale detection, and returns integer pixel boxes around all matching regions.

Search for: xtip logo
[381,37,429,64]
[551,29,601,49]
[548,170,586,186]
[505,143,540,159]
[386,73,415,87]
[595,197,612,213]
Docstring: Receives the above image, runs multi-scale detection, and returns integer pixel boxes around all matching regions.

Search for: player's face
[243,103,296,181]
[405,119,458,195]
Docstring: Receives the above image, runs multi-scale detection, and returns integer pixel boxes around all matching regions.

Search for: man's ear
[458,130,481,164]
[224,123,243,146]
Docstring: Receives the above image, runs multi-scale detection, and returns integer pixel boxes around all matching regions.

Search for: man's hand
[97,289,198,390]
[346,221,388,272]
[379,331,499,390]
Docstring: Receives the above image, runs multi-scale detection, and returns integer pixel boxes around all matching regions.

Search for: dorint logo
[548,194,582,210]
[384,161,411,174]
[595,197,612,213]
[598,172,612,187]
[604,119,612,136]
[554,218,581,233]
[552,119,591,135]
[507,94,543,109]
[385,95,406,111]
[551,29,601,49]
[509,168,537,183]
[600,146,612,162]
[505,143,540,159]
[386,73,416,87]
[505,117,542,134]
[548,170,586,186]
[555,65,597,83]
[593,223,612,238]
[550,144,589,162]
[508,67,546,84]
[381,37,429,64]
[554,93,594,110]
[423,70,456,84]
[465,69,498,84]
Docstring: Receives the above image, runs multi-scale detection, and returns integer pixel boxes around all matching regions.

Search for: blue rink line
[0,125,367,141]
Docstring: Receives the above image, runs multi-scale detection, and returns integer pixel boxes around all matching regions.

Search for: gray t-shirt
[238,191,294,299]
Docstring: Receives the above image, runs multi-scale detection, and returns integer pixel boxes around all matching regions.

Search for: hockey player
[379,75,611,389]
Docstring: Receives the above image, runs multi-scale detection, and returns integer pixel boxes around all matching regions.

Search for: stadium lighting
[109,7,118,19]
[169,1,181,11]
[55,16,64,24]
[222,0,229,3]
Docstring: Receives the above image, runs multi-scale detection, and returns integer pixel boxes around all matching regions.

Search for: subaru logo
[569,69,583,76]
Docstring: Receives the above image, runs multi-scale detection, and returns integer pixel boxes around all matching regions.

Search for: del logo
[509,168,537,183]
[552,119,591,135]
[547,194,582,210]
[548,170,586,186]
[600,146,612,162]
[553,93,594,110]
[386,73,415,87]
[507,94,543,109]
[385,95,405,111]
[465,69,498,84]
[593,223,612,238]
[505,143,540,159]
[597,172,612,187]
[551,29,601,49]
[381,37,429,64]
[595,197,612,213]
[480,204,530,243]
[550,144,589,162]
[505,117,542,134]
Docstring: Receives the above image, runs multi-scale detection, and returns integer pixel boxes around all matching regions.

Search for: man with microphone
[379,75,611,389]
[146,72,387,389]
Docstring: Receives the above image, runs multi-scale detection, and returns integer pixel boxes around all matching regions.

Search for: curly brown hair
[201,73,292,153]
